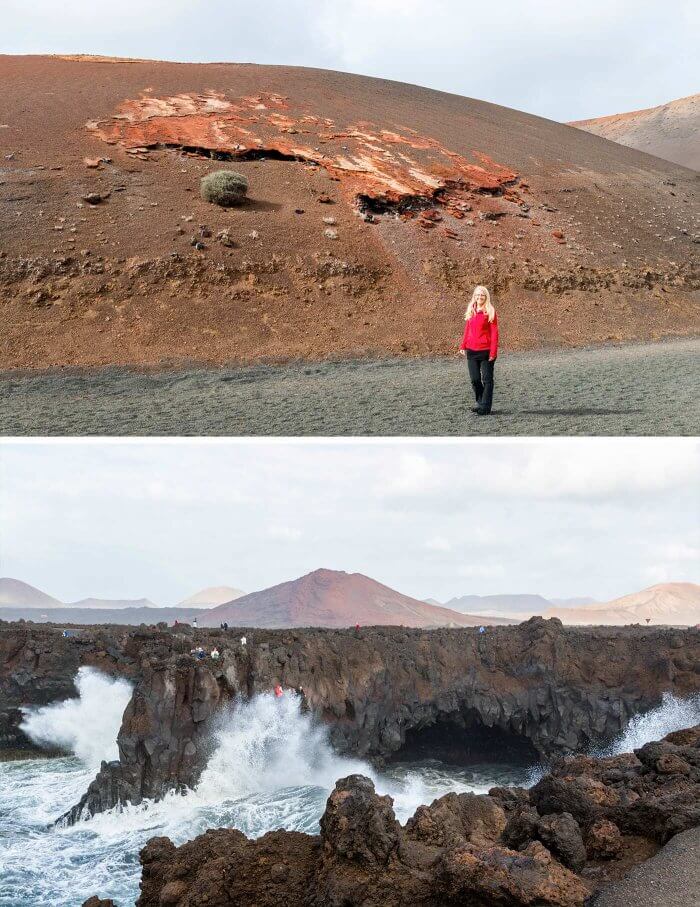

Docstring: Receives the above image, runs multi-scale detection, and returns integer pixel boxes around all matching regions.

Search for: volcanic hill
[178,585,246,607]
[571,94,700,171]
[202,568,514,628]
[0,577,61,609]
[544,582,700,626]
[0,55,698,370]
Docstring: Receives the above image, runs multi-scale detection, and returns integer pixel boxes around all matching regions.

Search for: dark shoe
[471,406,481,413]
[476,409,491,416]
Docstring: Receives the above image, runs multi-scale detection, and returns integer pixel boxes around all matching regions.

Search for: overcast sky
[2,0,698,121]
[1,439,697,605]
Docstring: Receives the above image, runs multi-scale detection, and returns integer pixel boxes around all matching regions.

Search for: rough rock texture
[129,729,700,906]
[59,656,224,824]
[1,55,698,370]
[2,618,699,820]
[530,725,700,844]
[135,774,589,907]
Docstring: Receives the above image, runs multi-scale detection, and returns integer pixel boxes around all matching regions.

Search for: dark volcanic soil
[0,55,698,370]
[2,337,698,436]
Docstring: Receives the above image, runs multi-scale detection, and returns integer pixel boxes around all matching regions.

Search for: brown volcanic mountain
[571,94,700,171]
[202,569,515,628]
[545,582,700,626]
[0,54,698,370]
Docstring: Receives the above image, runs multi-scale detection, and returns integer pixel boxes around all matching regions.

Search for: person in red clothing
[458,285,499,415]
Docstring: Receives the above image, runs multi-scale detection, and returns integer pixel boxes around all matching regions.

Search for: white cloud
[642,564,675,584]
[379,440,699,505]
[267,525,303,542]
[1,439,697,603]
[425,535,452,552]
[381,453,437,496]
[457,563,505,580]
[657,542,700,562]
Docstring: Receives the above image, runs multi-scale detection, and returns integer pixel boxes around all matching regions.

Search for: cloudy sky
[1,439,697,605]
[3,0,698,121]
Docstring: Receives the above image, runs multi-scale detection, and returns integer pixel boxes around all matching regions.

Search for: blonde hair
[465,285,495,322]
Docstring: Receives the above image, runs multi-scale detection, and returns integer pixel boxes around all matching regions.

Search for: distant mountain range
[544,583,700,626]
[0,578,240,626]
[1,576,697,628]
[178,586,246,608]
[439,593,599,620]
[67,597,158,610]
[444,593,553,618]
[570,93,699,171]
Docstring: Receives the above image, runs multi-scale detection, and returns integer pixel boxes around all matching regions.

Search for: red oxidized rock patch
[87,91,521,213]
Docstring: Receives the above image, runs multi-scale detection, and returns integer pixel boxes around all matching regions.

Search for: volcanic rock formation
[2,617,694,823]
[120,724,700,907]
[1,55,698,369]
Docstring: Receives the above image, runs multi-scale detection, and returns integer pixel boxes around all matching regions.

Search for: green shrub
[200,170,249,207]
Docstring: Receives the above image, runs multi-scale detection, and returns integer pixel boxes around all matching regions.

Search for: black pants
[466,349,495,413]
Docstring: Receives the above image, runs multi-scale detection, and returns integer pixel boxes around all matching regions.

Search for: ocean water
[1,669,699,907]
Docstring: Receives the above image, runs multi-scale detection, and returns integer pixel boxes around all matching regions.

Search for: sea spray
[20,667,132,771]
[3,690,699,907]
[196,691,370,798]
[601,691,700,756]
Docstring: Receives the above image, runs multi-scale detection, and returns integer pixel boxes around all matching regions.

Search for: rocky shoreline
[3,618,699,824]
[79,724,700,907]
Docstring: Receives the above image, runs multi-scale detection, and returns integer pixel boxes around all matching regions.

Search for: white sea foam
[5,683,699,907]
[602,691,700,756]
[19,667,132,771]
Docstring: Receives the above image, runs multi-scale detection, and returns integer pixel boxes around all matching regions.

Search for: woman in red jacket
[458,285,499,415]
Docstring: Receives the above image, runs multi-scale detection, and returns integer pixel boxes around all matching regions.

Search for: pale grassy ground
[1,339,698,436]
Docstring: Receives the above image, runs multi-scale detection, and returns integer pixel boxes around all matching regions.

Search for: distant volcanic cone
[201,568,515,628]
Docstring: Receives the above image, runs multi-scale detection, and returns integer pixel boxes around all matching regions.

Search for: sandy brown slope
[201,568,516,628]
[0,55,698,370]
[571,94,700,171]
[545,582,700,626]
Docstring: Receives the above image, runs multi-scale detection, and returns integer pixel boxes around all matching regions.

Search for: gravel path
[1,339,698,436]
[591,828,700,907]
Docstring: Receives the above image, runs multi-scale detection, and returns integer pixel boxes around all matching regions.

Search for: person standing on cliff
[458,285,499,416]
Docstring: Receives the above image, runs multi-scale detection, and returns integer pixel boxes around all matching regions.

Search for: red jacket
[460,311,499,359]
